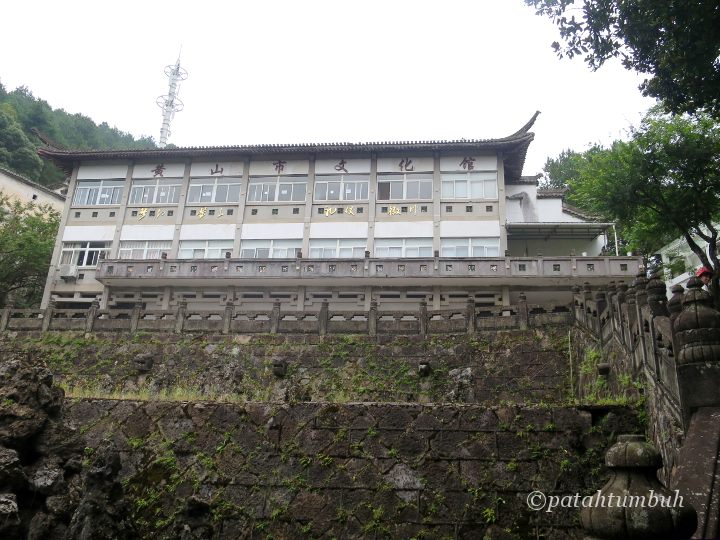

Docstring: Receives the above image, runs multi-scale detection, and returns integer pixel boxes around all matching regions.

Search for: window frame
[376,173,433,201]
[118,240,173,260]
[313,174,370,202]
[239,239,303,258]
[128,178,182,206]
[440,237,500,257]
[72,180,124,207]
[178,240,234,259]
[374,238,433,258]
[440,171,498,200]
[59,241,111,267]
[247,176,308,203]
[308,238,367,258]
[187,177,242,204]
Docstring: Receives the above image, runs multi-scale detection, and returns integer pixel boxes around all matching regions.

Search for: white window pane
[215,184,228,203]
[188,185,202,203]
[389,247,402,257]
[470,181,484,198]
[315,183,327,200]
[292,183,306,201]
[484,180,497,199]
[419,181,432,199]
[455,181,467,198]
[327,182,341,200]
[406,181,419,199]
[418,247,433,257]
[390,182,403,199]
[227,184,240,202]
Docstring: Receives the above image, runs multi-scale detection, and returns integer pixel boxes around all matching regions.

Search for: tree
[540,148,586,189]
[0,109,43,178]
[524,0,720,117]
[0,193,60,307]
[562,108,720,303]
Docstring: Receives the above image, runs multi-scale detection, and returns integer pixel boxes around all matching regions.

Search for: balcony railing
[93,255,643,283]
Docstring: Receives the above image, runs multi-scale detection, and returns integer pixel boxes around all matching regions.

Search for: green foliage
[0,82,155,185]
[524,0,720,117]
[0,193,59,306]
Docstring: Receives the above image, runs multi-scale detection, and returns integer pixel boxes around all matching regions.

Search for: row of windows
[60,238,500,267]
[73,172,499,206]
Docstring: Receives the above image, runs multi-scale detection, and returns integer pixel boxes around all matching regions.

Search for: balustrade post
[174,300,187,334]
[85,300,99,333]
[518,292,529,330]
[419,300,428,335]
[673,276,720,428]
[368,300,378,336]
[595,290,607,345]
[667,284,685,324]
[0,305,11,332]
[466,297,476,334]
[130,302,142,334]
[646,271,669,317]
[270,299,281,334]
[318,300,329,336]
[41,300,55,333]
[581,434,696,539]
[222,301,234,335]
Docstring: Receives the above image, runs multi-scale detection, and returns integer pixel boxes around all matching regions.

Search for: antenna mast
[156,55,188,148]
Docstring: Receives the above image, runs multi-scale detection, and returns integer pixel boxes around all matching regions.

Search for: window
[72,180,124,206]
[377,173,432,201]
[178,240,234,259]
[129,178,182,205]
[440,238,500,257]
[375,238,433,258]
[314,175,369,201]
[60,242,110,267]
[247,176,307,202]
[188,177,241,204]
[309,239,366,258]
[239,239,302,258]
[441,172,498,200]
[118,241,172,260]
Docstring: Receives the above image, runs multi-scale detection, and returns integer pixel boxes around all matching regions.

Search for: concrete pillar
[466,297,476,334]
[174,300,187,334]
[222,301,234,335]
[270,299,281,334]
[518,292,528,330]
[41,300,55,333]
[129,302,142,333]
[85,299,99,333]
[368,300,378,336]
[419,300,428,335]
[318,299,329,336]
[0,306,11,332]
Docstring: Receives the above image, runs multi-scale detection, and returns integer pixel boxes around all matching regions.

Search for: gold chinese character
[216,209,224,218]
[388,206,401,216]
[197,207,208,219]
[345,206,355,215]
[324,207,337,217]
[157,210,165,218]
[408,204,417,214]
[138,207,149,220]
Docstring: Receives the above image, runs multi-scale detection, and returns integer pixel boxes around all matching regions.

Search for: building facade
[0,166,66,211]
[39,113,640,311]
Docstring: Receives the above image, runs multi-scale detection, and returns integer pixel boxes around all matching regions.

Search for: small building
[38,113,640,311]
[0,166,66,211]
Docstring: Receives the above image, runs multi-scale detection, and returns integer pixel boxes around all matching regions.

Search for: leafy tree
[540,148,586,189]
[563,108,720,302]
[0,193,60,307]
[524,0,720,117]
[0,109,43,178]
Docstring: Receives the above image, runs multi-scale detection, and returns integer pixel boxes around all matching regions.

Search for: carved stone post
[595,290,607,345]
[667,284,685,324]
[130,302,142,334]
[174,300,187,334]
[634,271,649,308]
[419,300,428,335]
[270,299,281,334]
[85,299,99,333]
[368,300,378,336]
[581,434,696,539]
[466,297,476,334]
[518,292,529,330]
[646,271,669,317]
[583,281,593,301]
[41,300,55,333]
[673,276,720,428]
[0,305,11,332]
[222,301,234,335]
[318,300,329,336]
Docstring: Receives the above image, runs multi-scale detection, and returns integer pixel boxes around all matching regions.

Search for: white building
[0,166,66,211]
[39,113,640,311]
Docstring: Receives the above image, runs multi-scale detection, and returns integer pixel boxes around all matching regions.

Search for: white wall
[508,236,605,257]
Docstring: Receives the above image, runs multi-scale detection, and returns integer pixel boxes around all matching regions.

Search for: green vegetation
[0,193,59,307]
[0,82,155,186]
[525,0,720,118]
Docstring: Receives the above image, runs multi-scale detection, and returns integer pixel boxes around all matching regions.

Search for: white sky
[1,0,655,176]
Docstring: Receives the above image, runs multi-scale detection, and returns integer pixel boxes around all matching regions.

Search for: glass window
[129,178,181,205]
[178,240,234,259]
[239,239,302,258]
[374,238,432,258]
[248,176,307,203]
[60,242,110,267]
[73,180,124,206]
[441,237,500,257]
[309,238,366,258]
[377,174,432,201]
[119,240,172,259]
[187,177,242,204]
[314,175,369,202]
[441,172,497,200]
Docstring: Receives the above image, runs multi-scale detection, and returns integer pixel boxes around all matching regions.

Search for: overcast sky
[1,0,655,175]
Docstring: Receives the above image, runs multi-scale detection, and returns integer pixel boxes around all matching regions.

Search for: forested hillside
[0,80,156,187]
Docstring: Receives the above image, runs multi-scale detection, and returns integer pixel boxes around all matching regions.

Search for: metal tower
[156,56,188,148]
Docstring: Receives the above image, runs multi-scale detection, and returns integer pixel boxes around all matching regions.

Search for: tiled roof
[507,174,541,185]
[0,166,66,201]
[562,202,600,221]
[536,188,568,199]
[38,112,541,183]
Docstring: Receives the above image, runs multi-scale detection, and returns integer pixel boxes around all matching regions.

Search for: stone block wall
[65,399,640,539]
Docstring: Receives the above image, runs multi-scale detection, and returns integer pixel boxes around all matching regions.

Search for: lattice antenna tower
[156,54,188,148]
